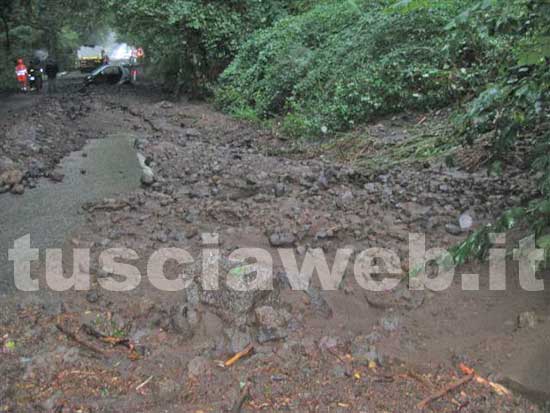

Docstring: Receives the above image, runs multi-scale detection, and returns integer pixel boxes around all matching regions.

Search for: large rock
[0,169,24,187]
[192,257,276,326]
[10,184,25,195]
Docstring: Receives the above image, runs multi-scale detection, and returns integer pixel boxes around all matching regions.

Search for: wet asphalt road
[0,134,141,294]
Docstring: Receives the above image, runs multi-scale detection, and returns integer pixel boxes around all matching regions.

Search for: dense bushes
[216,0,509,137]
[451,0,550,260]
[109,0,301,96]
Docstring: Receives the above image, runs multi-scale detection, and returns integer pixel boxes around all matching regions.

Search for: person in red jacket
[15,59,29,91]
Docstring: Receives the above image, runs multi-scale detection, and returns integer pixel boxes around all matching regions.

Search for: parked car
[84,64,131,86]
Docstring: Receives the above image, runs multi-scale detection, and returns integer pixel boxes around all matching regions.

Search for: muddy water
[0,134,141,294]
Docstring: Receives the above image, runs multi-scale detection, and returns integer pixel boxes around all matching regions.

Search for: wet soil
[0,80,548,412]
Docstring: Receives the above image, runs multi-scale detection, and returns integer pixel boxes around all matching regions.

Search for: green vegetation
[450,0,550,263]
[216,0,499,136]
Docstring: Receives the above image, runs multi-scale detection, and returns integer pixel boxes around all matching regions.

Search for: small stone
[184,210,199,224]
[50,170,65,182]
[459,212,474,231]
[184,128,201,138]
[364,183,377,193]
[141,169,155,186]
[274,183,287,198]
[257,327,288,344]
[86,290,100,304]
[336,190,354,209]
[518,312,537,329]
[315,229,334,240]
[27,159,45,177]
[318,173,329,190]
[269,232,296,248]
[159,101,174,109]
[255,306,290,343]
[171,231,187,242]
[10,184,25,195]
[156,232,169,243]
[255,306,291,329]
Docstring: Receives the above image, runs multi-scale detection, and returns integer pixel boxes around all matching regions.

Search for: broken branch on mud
[81,323,132,349]
[224,344,254,367]
[458,364,512,398]
[56,323,106,356]
[417,373,474,409]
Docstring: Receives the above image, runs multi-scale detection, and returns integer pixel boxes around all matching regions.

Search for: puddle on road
[0,134,142,293]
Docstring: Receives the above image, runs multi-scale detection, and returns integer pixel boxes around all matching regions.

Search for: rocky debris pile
[0,96,94,195]
[126,105,535,262]
[75,98,541,356]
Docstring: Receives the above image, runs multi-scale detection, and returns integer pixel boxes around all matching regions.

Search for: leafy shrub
[448,0,550,262]
[216,0,506,137]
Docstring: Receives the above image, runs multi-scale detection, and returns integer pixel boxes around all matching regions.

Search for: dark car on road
[84,64,131,86]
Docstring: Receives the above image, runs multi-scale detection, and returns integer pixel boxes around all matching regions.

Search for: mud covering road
[0,77,548,412]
